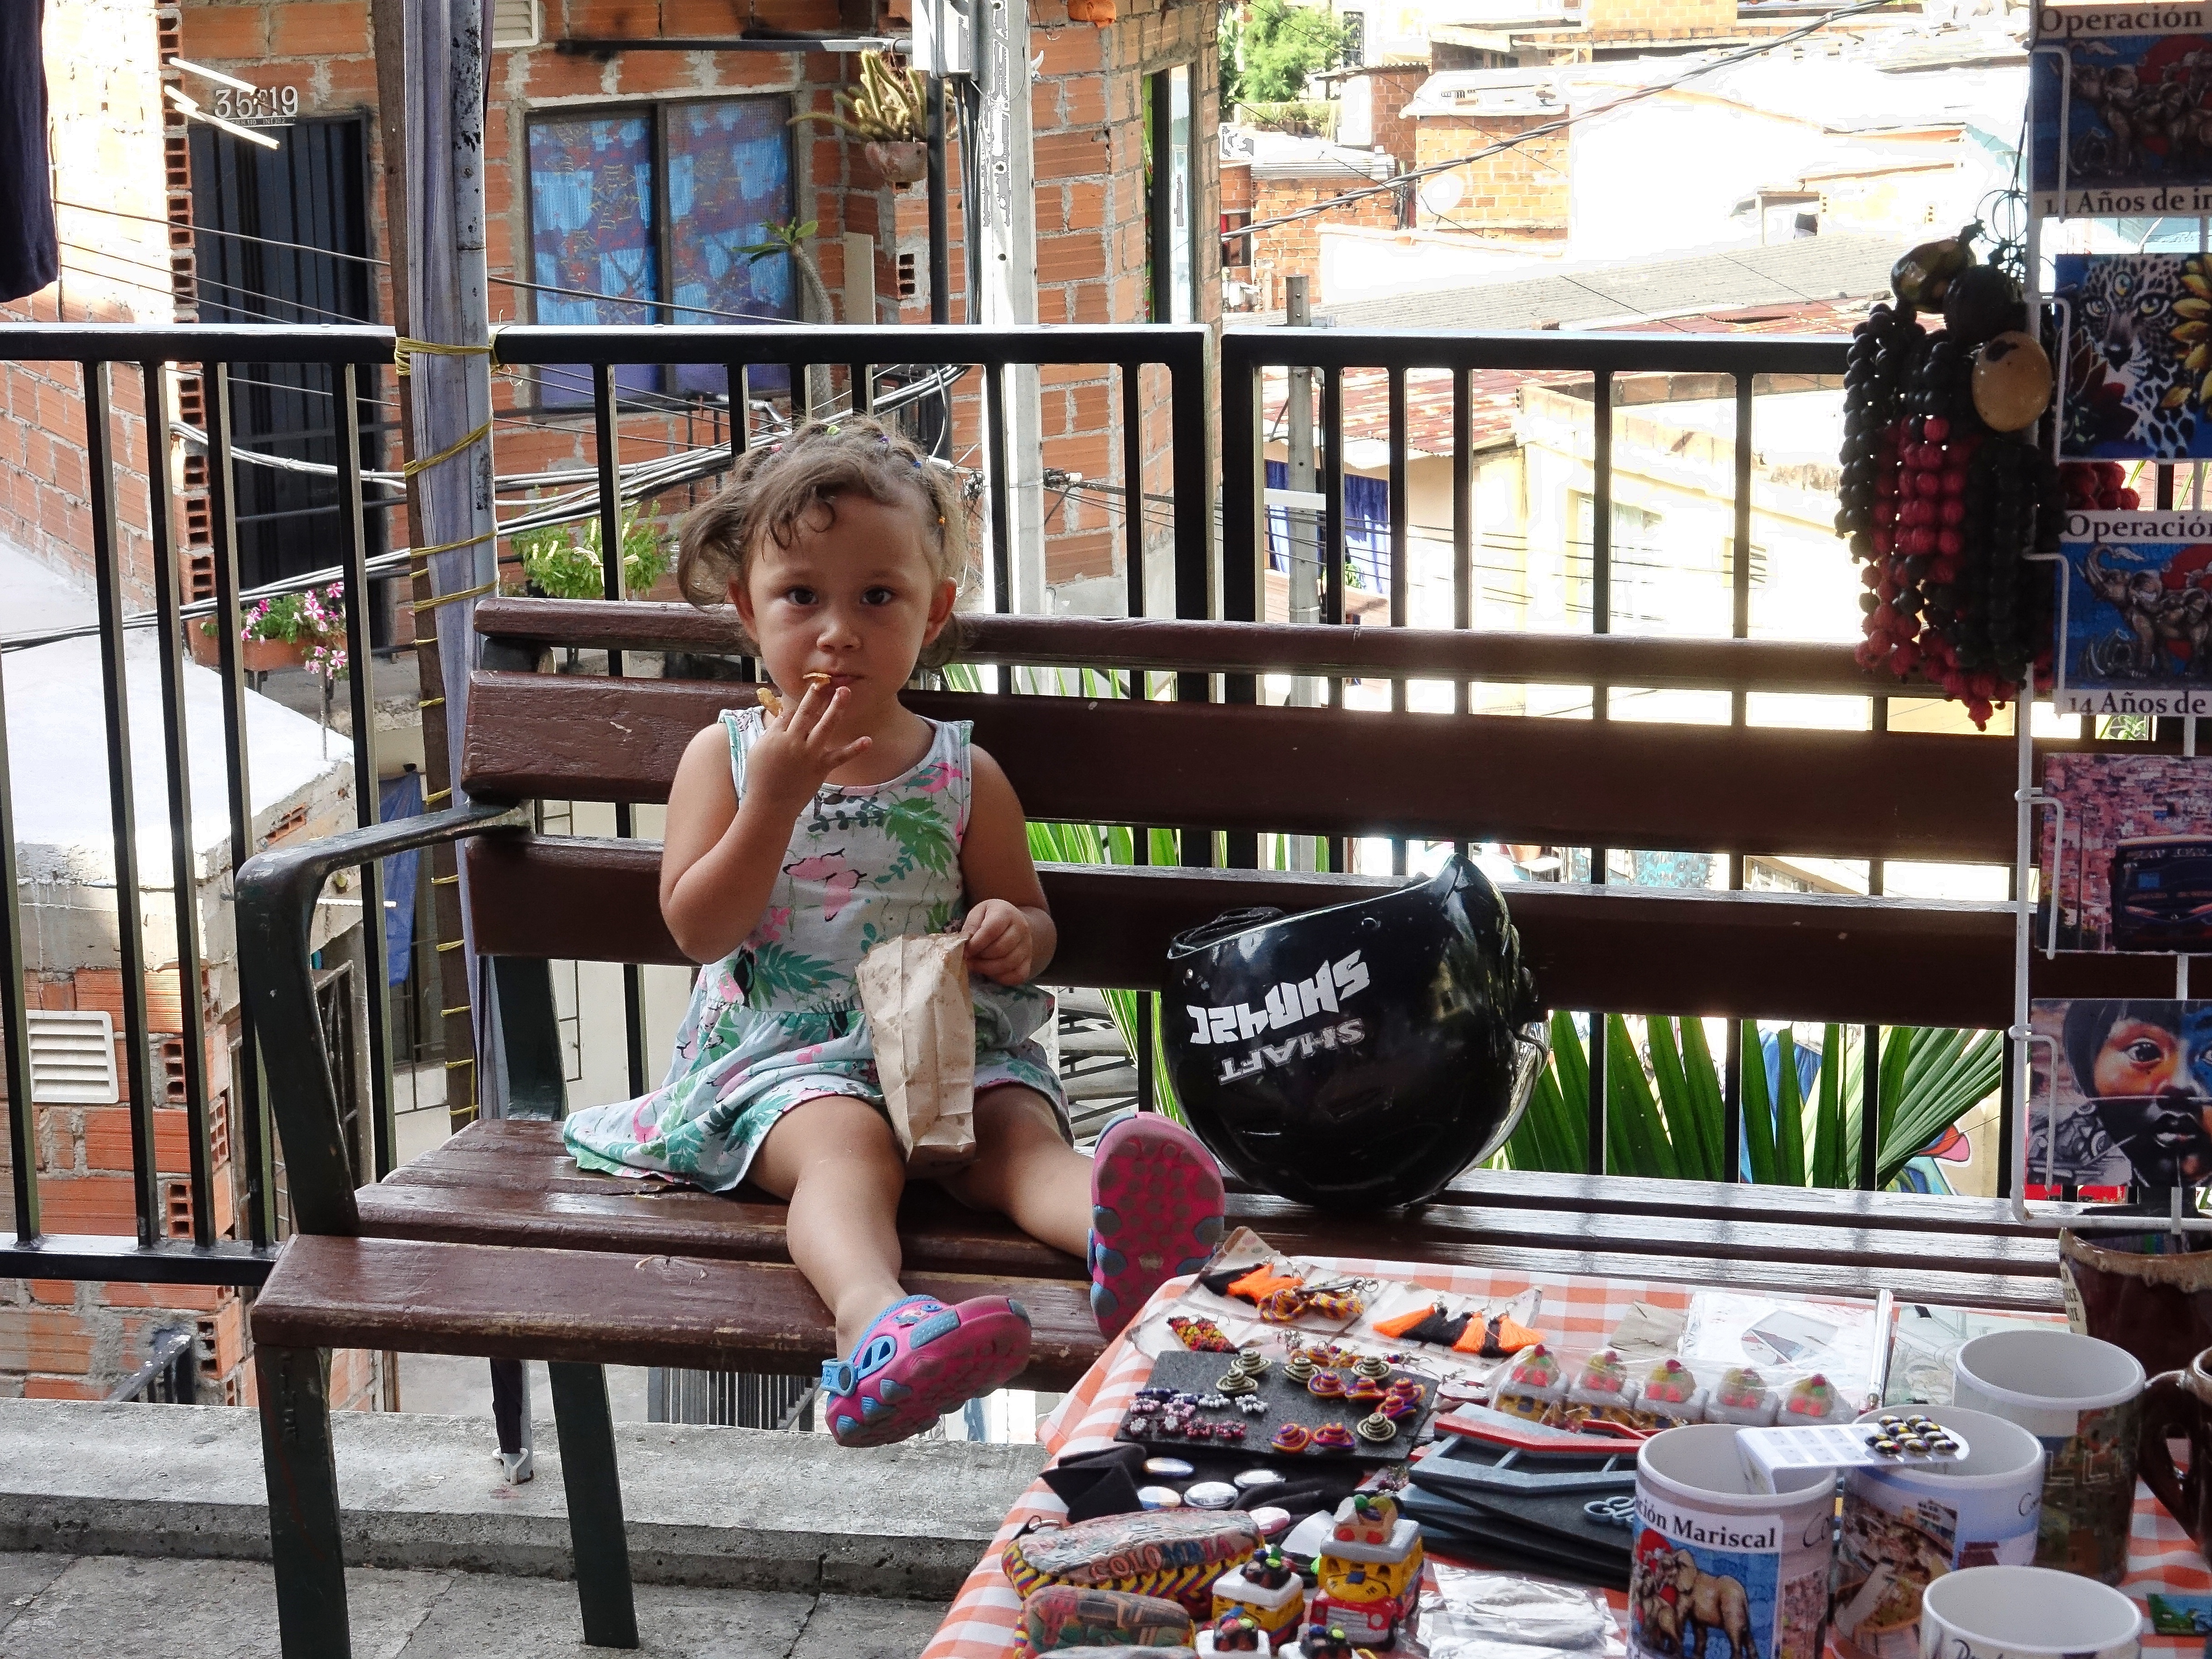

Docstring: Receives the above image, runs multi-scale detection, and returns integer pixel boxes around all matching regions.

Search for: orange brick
[179,5,268,60]
[1038,24,1102,74]
[203,1297,245,1377]
[102,1281,228,1312]
[35,1175,139,1235]
[0,1308,96,1373]
[617,49,702,96]
[1034,129,1109,181]
[1037,232,1107,283]
[80,1107,194,1176]
[662,0,748,26]
[522,51,612,98]
[22,1376,104,1401]
[25,1281,79,1306]
[271,2,369,55]
[70,968,185,1035]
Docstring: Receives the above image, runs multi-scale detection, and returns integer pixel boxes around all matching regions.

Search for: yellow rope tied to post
[400,420,491,480]
[412,578,498,615]
[393,336,501,377]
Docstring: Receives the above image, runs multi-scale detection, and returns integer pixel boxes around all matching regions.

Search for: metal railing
[0,322,1211,1293]
[20,313,2083,1321]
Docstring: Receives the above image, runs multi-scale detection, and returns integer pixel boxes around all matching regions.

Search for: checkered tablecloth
[921,1258,2212,1659]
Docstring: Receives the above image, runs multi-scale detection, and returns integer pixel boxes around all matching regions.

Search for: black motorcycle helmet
[1162,855,1546,1211]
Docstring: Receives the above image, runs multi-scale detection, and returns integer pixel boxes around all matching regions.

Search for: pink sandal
[1088,1114,1226,1340]
[818,1293,1032,1448]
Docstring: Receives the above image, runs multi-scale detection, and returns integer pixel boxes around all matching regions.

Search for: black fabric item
[1406,1309,1472,1347]
[1041,1443,1148,1522]
[1197,1263,1248,1297]
[0,0,56,304]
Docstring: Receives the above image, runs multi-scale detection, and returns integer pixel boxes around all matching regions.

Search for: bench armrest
[236,802,530,1236]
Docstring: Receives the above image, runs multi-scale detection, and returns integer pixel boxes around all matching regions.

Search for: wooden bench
[236,596,2115,1654]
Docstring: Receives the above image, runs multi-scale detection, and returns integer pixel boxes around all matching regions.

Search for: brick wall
[175,0,1219,608]
[1248,174,1401,314]
[0,0,174,609]
[1362,66,1427,168]
[1413,114,1569,235]
[1585,0,1735,42]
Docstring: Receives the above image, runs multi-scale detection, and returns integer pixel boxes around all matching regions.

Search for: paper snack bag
[856,932,978,1173]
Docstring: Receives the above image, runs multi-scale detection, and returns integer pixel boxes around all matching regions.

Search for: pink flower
[753,905,793,944]
[911,762,955,795]
[784,851,862,920]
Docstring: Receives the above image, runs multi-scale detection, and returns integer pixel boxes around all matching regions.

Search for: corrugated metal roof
[1293,232,1905,333]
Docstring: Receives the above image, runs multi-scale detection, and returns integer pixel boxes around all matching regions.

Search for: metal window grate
[27,1010,120,1105]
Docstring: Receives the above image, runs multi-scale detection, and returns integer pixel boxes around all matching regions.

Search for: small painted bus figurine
[1309,1493,1423,1649]
[1209,1546,1304,1651]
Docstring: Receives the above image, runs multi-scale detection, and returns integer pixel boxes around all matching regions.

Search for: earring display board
[1115,1348,1439,1463]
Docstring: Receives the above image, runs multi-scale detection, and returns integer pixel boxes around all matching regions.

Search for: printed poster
[2052,255,2212,460]
[2052,511,2212,713]
[2031,6,2212,217]
[2030,998,2212,1189]
[2036,751,2212,952]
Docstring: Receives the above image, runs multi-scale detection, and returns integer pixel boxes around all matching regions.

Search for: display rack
[2011,124,2210,1228]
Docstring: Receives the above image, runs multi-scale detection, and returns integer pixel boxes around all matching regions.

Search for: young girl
[563,418,1225,1447]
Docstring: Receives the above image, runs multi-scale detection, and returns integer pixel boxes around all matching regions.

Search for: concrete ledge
[0,1400,1043,1599]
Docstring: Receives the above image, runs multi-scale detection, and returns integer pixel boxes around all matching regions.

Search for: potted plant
[509,509,671,669]
[194,583,347,675]
[792,52,930,185]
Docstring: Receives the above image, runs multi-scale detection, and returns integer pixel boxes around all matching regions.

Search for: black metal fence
[6,317,1956,1317]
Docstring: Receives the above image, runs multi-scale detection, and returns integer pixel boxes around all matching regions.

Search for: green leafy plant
[1235,99,1337,139]
[1221,0,1351,107]
[1506,1013,2001,1189]
[510,508,669,601]
[790,52,928,142]
[743,217,837,327]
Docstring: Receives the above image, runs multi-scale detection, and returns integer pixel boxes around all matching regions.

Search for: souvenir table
[920,1256,2212,1659]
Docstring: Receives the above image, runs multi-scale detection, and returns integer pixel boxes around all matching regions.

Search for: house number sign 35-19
[211,85,300,125]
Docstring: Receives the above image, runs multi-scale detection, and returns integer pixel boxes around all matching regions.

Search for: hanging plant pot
[1066,0,1116,24]
[863,140,929,186]
[242,636,308,674]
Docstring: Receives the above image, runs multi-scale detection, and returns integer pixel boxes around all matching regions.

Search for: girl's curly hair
[675,416,970,669]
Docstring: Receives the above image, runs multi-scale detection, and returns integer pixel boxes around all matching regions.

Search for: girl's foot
[818,1293,1032,1448]
[1088,1114,1226,1340]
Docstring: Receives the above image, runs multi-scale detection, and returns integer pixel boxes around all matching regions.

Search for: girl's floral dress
[563,710,1068,1191]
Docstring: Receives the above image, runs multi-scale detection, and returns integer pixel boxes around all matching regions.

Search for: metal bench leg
[255,1342,351,1659]
[548,1360,639,1649]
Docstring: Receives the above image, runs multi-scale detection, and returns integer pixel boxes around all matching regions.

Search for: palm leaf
[1739,1020,1777,1185]
[1676,1016,1728,1181]
[1648,1016,1719,1182]
[1774,1027,1807,1187]
[1811,1023,1845,1189]
[1606,1015,1681,1180]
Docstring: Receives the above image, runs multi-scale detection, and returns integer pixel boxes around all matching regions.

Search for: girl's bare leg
[749,1094,909,1357]
[943,1085,1091,1257]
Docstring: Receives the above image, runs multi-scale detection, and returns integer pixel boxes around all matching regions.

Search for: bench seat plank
[357,1125,2059,1315]
[462,836,2193,1029]
[253,1235,1104,1389]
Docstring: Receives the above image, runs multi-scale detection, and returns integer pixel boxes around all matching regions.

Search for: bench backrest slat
[462,672,2027,863]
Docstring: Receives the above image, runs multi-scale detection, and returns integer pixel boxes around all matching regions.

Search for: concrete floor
[0,1553,947,1659]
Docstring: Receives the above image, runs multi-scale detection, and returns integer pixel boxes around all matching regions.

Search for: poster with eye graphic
[2031,8,2212,217]
[2030,998,2212,1190]
[2052,511,2212,714]
[2051,254,2212,459]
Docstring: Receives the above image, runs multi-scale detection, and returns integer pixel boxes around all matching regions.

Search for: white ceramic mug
[1951,1329,2144,1584]
[1630,1424,1836,1659]
[1916,1563,2141,1659]
[1832,1408,2047,1659]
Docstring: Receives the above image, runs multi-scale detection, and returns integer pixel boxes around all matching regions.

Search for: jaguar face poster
[2053,254,2212,459]
[2036,751,2212,952]
[2031,8,2212,216]
[2029,998,2212,1189]
[2053,510,2212,715]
